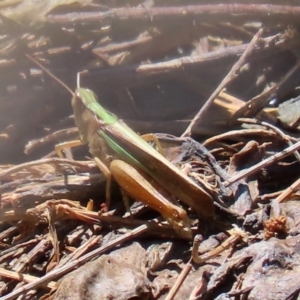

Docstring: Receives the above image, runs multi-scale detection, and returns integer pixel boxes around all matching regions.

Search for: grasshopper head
[72,88,117,143]
[74,88,117,125]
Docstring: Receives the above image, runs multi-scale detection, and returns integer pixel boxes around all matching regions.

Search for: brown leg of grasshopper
[94,157,112,210]
[110,159,192,238]
[55,139,82,158]
[120,190,132,217]
[55,140,112,210]
[141,133,165,156]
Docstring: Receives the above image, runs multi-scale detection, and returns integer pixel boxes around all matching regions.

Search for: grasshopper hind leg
[110,159,192,238]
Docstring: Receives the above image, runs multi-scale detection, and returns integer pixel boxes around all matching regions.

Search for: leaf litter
[1,1,300,299]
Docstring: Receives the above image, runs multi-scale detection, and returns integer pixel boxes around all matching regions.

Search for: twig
[1,221,153,300]
[164,259,193,300]
[238,118,300,162]
[275,178,300,203]
[94,34,153,54]
[0,268,56,290]
[0,158,94,180]
[182,27,264,137]
[98,215,190,239]
[77,29,295,86]
[57,235,102,267]
[47,5,300,24]
[259,190,282,202]
[224,139,300,187]
[203,129,278,146]
[165,232,242,300]
[231,60,300,120]
[24,128,78,155]
[191,234,241,264]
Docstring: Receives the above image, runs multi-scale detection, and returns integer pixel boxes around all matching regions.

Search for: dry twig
[182,27,264,137]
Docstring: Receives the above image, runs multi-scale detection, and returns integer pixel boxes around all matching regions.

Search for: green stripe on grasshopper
[76,88,117,125]
[100,130,148,173]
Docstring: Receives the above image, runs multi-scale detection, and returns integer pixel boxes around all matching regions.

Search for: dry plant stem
[260,190,282,202]
[224,139,300,187]
[14,238,52,273]
[94,34,153,54]
[238,118,300,162]
[165,233,242,300]
[192,234,241,264]
[24,127,78,154]
[80,43,253,84]
[203,129,278,146]
[1,221,153,300]
[182,27,264,137]
[0,238,43,260]
[0,226,17,242]
[0,158,94,180]
[57,235,102,267]
[47,5,300,24]
[232,60,300,120]
[0,268,56,290]
[164,259,193,300]
[275,178,300,203]
[1,182,101,219]
[98,215,188,239]
[78,30,295,86]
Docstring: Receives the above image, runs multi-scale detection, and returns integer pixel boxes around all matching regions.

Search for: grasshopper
[27,55,214,238]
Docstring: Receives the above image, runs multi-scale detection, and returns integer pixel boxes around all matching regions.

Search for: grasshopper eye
[75,90,81,97]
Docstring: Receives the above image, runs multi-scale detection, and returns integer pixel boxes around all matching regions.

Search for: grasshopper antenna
[77,72,81,89]
[26,54,74,97]
[77,70,89,89]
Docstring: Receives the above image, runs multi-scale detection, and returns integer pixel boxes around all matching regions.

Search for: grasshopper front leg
[140,133,165,156]
[55,140,82,159]
[94,157,112,210]
[55,140,113,210]
[110,159,192,238]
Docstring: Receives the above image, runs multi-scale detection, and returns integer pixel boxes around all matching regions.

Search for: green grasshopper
[27,55,214,238]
